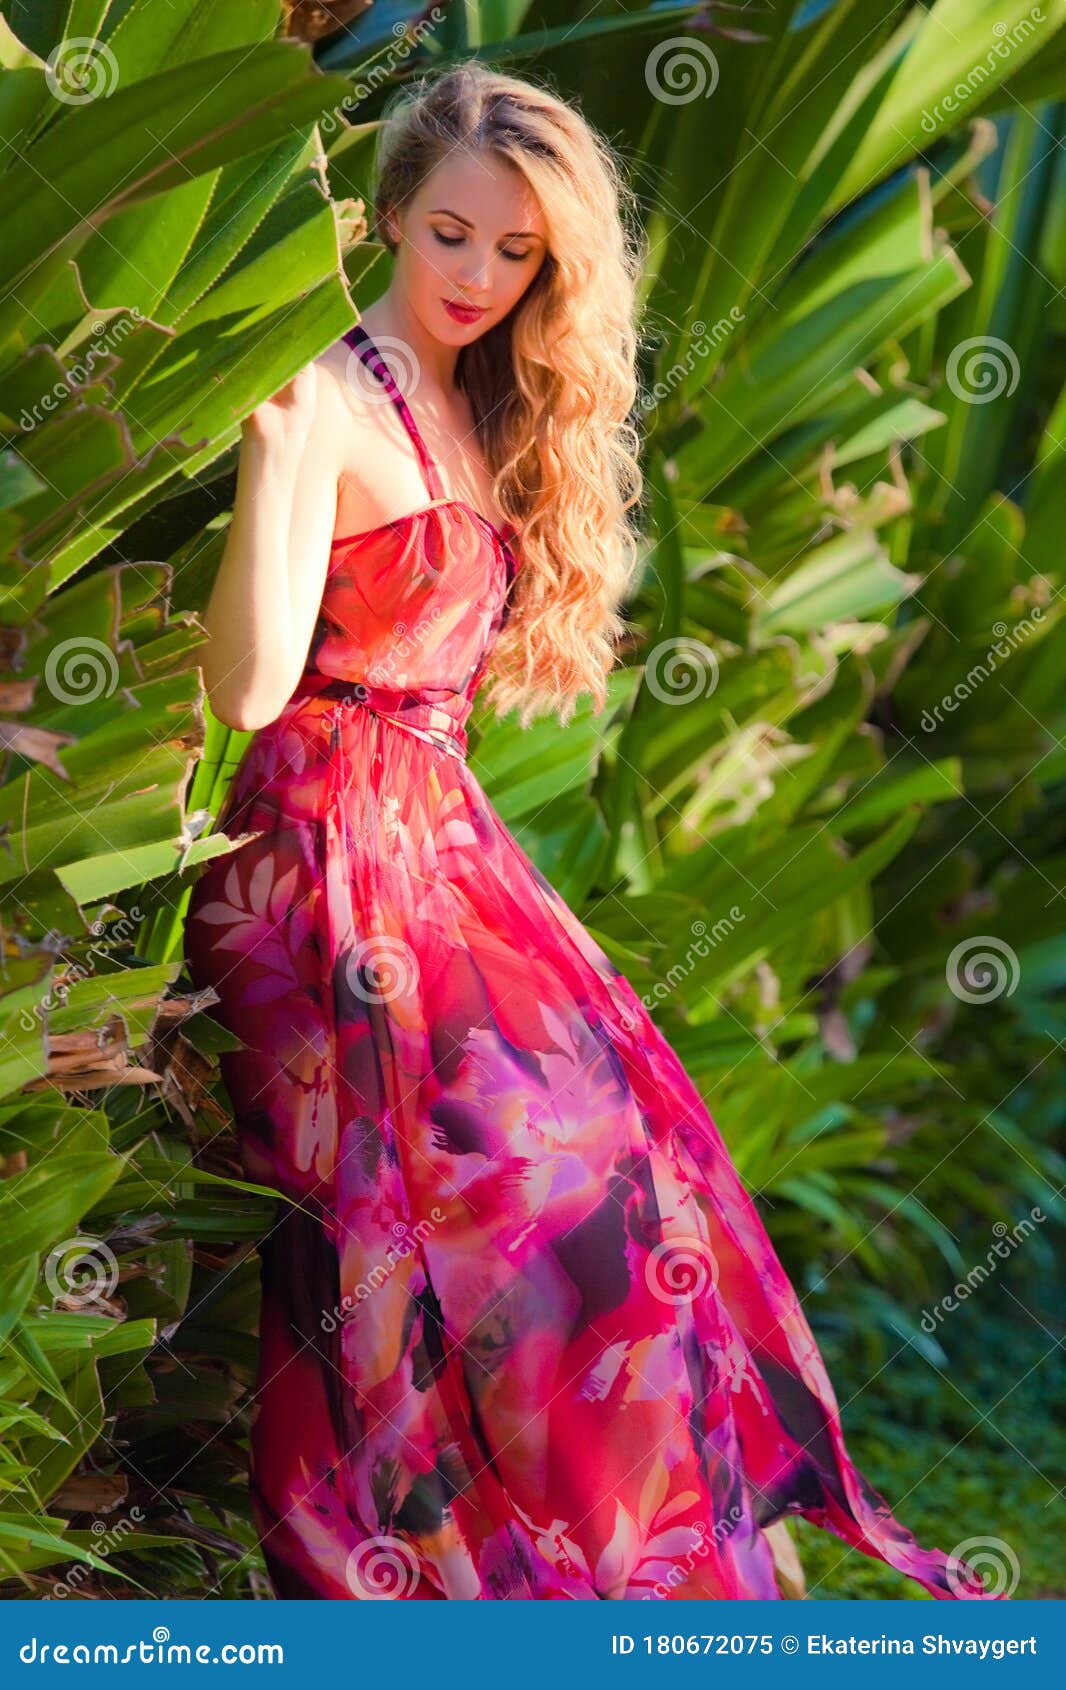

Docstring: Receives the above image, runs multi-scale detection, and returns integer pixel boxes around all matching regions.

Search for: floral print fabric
[182,325,1000,1601]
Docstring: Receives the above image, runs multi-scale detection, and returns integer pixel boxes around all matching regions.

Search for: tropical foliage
[0,0,1062,1599]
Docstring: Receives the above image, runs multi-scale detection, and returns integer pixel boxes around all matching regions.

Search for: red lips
[443,298,486,323]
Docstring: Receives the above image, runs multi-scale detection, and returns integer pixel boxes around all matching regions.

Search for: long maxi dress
[183,322,1001,1602]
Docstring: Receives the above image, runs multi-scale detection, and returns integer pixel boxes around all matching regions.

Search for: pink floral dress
[182,324,1000,1602]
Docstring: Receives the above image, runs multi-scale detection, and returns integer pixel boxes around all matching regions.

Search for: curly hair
[368,59,647,729]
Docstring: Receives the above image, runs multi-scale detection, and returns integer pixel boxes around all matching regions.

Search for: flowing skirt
[183,693,999,1601]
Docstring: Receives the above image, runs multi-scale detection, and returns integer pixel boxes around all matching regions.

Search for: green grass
[790,1289,1064,1600]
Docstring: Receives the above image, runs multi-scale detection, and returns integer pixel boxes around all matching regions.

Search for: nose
[456,249,493,294]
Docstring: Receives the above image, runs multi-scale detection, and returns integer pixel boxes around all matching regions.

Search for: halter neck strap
[342,323,445,501]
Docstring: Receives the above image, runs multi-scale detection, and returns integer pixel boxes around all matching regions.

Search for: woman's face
[387,149,548,345]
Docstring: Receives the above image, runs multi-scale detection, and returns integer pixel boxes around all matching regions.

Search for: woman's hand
[240,362,319,460]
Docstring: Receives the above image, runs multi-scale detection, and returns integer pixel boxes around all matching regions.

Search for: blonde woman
[184,61,997,1603]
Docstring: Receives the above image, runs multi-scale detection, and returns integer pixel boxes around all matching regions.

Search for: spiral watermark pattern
[945,1535,1021,1598]
[645,1235,720,1305]
[345,333,421,406]
[643,637,719,704]
[44,1236,120,1303]
[946,936,1020,1004]
[946,336,1020,405]
[645,37,720,104]
[44,636,120,705]
[45,39,120,103]
[345,936,420,1004]
[345,1535,421,1598]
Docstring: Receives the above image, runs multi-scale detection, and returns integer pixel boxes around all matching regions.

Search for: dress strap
[342,323,445,501]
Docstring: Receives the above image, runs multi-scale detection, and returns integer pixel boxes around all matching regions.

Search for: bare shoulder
[312,336,384,447]
[309,334,414,531]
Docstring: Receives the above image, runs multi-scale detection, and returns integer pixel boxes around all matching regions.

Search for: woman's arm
[197,361,347,731]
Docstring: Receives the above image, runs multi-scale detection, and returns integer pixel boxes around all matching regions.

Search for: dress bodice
[296,325,519,759]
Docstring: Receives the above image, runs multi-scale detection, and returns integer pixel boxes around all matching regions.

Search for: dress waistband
[316,678,468,762]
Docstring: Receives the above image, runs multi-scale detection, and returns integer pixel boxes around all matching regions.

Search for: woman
[184,61,999,1602]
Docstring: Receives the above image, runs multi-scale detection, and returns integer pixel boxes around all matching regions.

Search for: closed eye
[433,230,531,262]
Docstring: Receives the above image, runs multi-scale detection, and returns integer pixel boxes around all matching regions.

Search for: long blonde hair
[370,61,646,729]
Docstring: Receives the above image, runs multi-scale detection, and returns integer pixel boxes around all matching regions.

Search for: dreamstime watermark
[321,1210,445,1332]
[945,935,1020,1003]
[640,1506,746,1600]
[19,1630,284,1664]
[19,910,145,1033]
[42,1507,146,1599]
[919,1206,1046,1332]
[946,335,1020,404]
[43,636,121,705]
[18,310,144,434]
[42,1236,120,1308]
[344,331,421,406]
[342,935,420,1004]
[920,609,1045,730]
[318,10,447,136]
[643,636,720,705]
[645,1234,720,1305]
[920,9,1047,132]
[326,607,449,708]
[45,37,120,103]
[641,312,745,414]
[619,910,746,1035]
[645,37,720,104]
[375,604,450,690]
[945,1535,1021,1598]
[345,1534,421,1598]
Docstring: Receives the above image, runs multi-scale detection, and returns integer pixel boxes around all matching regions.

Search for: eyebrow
[428,207,543,241]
